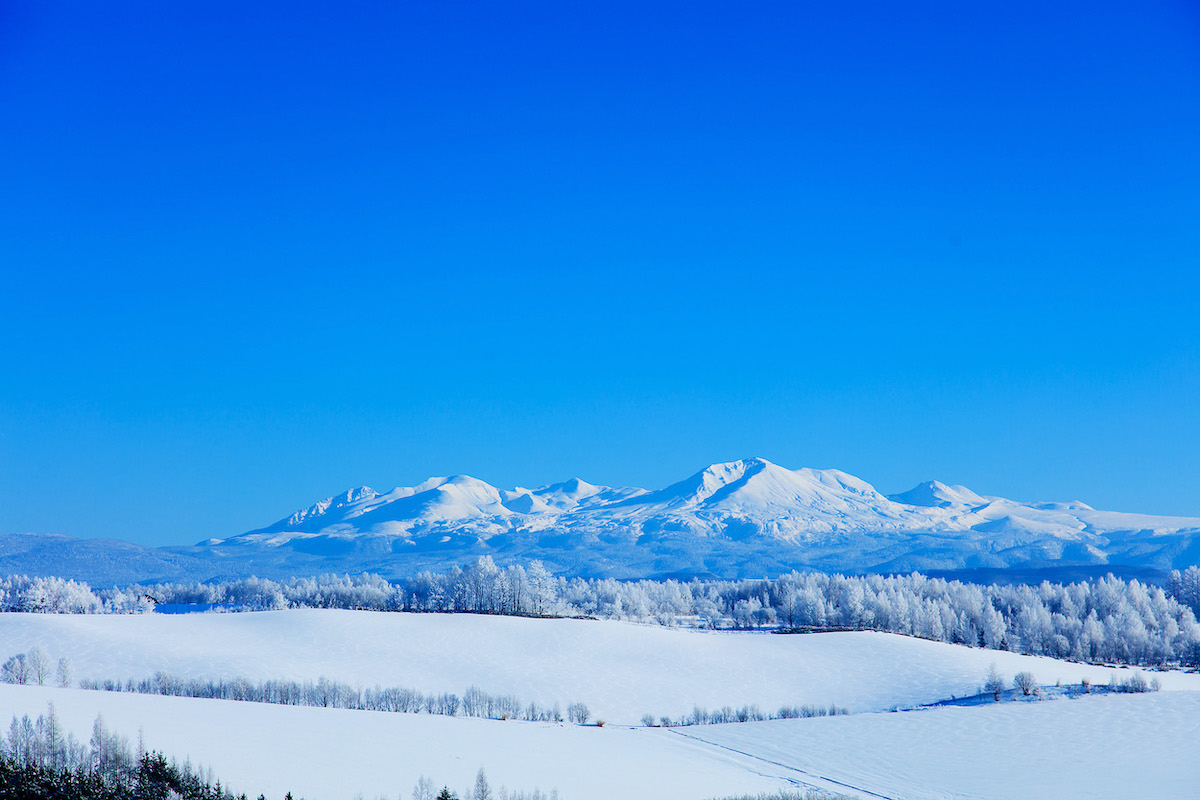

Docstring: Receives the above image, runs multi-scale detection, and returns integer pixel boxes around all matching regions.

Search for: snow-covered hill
[194,458,1200,579]
[3,610,1199,800]
[4,609,1199,723]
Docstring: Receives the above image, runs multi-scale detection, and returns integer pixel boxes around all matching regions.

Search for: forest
[2,564,1199,668]
[1,703,245,800]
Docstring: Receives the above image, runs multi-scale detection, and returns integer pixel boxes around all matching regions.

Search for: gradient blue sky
[2,1,1199,546]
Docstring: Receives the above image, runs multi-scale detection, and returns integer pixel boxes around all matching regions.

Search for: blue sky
[2,1,1198,546]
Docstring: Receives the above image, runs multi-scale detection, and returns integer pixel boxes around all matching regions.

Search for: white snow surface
[3,610,1199,723]
[0,684,790,800]
[675,691,1200,800]
[6,685,1199,800]
[3,610,1199,799]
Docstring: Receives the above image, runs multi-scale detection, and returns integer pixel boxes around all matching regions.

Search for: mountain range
[6,458,1197,586]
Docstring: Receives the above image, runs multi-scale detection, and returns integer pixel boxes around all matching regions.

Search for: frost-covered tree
[56,657,73,688]
[566,702,590,725]
[984,663,1005,701]
[2,654,30,685]
[412,776,436,800]
[27,645,50,686]
[1012,671,1037,696]
[1169,566,1200,616]
[471,768,492,800]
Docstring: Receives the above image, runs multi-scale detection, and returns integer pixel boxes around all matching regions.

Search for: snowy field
[678,690,1200,800]
[0,684,792,800]
[3,609,1200,799]
[3,684,1198,800]
[3,609,1198,723]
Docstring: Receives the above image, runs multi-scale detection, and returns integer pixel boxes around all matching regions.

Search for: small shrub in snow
[1013,671,1037,696]
[1116,672,1151,693]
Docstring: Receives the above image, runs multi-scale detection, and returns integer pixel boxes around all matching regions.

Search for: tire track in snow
[663,727,899,800]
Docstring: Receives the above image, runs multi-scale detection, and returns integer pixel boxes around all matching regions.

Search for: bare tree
[2,654,30,685]
[1012,671,1037,696]
[27,646,51,686]
[471,768,492,800]
[984,663,1005,701]
[566,702,590,725]
[412,776,436,800]
[56,657,73,688]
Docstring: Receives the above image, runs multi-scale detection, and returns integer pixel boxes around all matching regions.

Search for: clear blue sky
[2,1,1198,546]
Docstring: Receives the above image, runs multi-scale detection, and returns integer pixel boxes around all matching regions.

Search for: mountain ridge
[196,457,1200,580]
[6,458,1200,585]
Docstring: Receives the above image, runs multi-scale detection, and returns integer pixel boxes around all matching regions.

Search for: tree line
[0,660,846,731]
[4,563,1200,666]
[73,672,567,723]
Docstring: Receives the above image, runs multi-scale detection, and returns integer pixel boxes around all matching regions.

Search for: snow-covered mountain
[5,458,1198,585]
[193,457,1200,579]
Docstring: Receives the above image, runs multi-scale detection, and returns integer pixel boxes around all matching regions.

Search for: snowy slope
[0,684,793,800]
[4,610,1200,800]
[8,685,1198,800]
[678,691,1200,800]
[3,610,1198,724]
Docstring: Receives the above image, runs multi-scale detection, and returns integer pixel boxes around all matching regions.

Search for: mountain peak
[285,486,378,527]
[889,480,986,509]
[210,460,1200,579]
[644,458,771,508]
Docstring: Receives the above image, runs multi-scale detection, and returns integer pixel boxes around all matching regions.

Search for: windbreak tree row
[3,564,1200,666]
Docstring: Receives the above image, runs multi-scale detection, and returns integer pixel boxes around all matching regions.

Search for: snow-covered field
[3,609,1199,799]
[0,684,793,800]
[677,691,1200,800]
[4,684,1198,800]
[4,609,1198,722]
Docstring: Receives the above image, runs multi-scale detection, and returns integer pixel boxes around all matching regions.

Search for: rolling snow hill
[3,610,1199,800]
[4,609,1199,724]
[8,684,1198,800]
